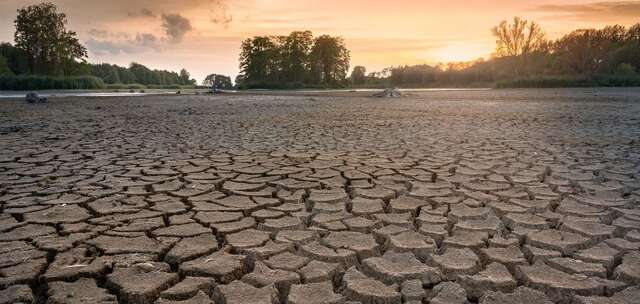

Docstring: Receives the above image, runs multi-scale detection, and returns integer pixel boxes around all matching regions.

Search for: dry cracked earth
[1,88,640,304]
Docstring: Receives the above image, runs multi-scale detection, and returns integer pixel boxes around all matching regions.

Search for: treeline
[359,19,640,88]
[236,31,350,89]
[0,41,197,88]
[0,3,201,90]
[90,63,196,86]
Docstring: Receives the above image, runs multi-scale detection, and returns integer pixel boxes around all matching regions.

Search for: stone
[241,261,300,298]
[226,228,270,249]
[361,251,441,285]
[298,260,342,284]
[180,252,250,283]
[431,248,481,280]
[87,235,170,255]
[527,230,592,255]
[342,267,401,304]
[160,277,216,301]
[516,261,605,303]
[459,263,517,299]
[546,257,607,278]
[48,278,117,304]
[479,286,553,304]
[212,280,278,304]
[613,251,640,284]
[155,291,214,304]
[287,281,343,304]
[428,282,468,304]
[0,285,34,304]
[106,264,179,304]
[165,234,219,265]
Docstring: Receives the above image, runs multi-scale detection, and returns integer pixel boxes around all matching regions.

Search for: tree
[281,31,313,83]
[14,2,87,75]
[239,36,280,84]
[309,35,350,85]
[350,66,366,85]
[491,17,546,57]
[0,43,30,75]
[0,56,14,75]
[179,68,195,85]
[203,74,233,89]
[554,29,612,75]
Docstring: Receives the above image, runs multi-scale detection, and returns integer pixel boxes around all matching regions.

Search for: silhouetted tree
[309,35,350,85]
[350,66,366,85]
[239,36,280,85]
[491,17,547,57]
[281,31,313,83]
[0,56,13,75]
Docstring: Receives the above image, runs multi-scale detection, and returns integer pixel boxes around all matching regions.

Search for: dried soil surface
[1,88,639,304]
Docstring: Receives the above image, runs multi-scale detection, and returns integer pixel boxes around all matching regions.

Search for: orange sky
[1,0,638,82]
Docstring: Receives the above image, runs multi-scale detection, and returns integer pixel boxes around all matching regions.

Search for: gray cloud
[86,33,161,55]
[161,13,193,43]
[535,1,640,21]
[128,8,156,18]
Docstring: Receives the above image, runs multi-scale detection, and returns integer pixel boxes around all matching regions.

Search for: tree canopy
[14,2,87,76]
[238,31,350,88]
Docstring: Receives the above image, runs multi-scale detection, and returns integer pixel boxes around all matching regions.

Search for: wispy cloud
[86,33,161,55]
[128,8,156,18]
[535,1,640,22]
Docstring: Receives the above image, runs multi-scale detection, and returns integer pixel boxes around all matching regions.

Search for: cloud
[86,33,161,55]
[535,1,640,21]
[128,8,156,18]
[162,13,193,43]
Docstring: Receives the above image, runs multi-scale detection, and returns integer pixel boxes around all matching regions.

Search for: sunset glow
[1,0,638,82]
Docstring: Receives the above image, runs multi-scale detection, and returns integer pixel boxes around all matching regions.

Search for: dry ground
[1,88,639,303]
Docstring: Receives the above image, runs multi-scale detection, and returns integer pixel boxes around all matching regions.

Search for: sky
[1,0,639,83]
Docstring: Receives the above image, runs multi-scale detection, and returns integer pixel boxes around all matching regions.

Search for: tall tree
[309,35,350,85]
[350,66,367,85]
[555,29,612,75]
[14,2,87,75]
[281,31,313,83]
[239,36,280,84]
[0,56,14,75]
[491,17,546,57]
[179,68,195,85]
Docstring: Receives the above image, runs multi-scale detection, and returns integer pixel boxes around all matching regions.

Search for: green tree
[350,66,366,85]
[309,35,350,85]
[554,29,612,75]
[203,74,233,89]
[0,56,14,75]
[239,36,280,84]
[281,31,313,83]
[179,68,195,85]
[14,2,87,75]
[0,43,30,75]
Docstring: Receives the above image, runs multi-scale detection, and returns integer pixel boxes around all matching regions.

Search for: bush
[104,83,146,90]
[495,76,596,88]
[0,75,104,90]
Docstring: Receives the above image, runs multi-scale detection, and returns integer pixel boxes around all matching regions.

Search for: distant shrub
[496,74,640,88]
[0,75,104,90]
[104,83,196,90]
[104,83,146,90]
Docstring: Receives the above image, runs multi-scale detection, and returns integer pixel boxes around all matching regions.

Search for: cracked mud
[1,89,639,304]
